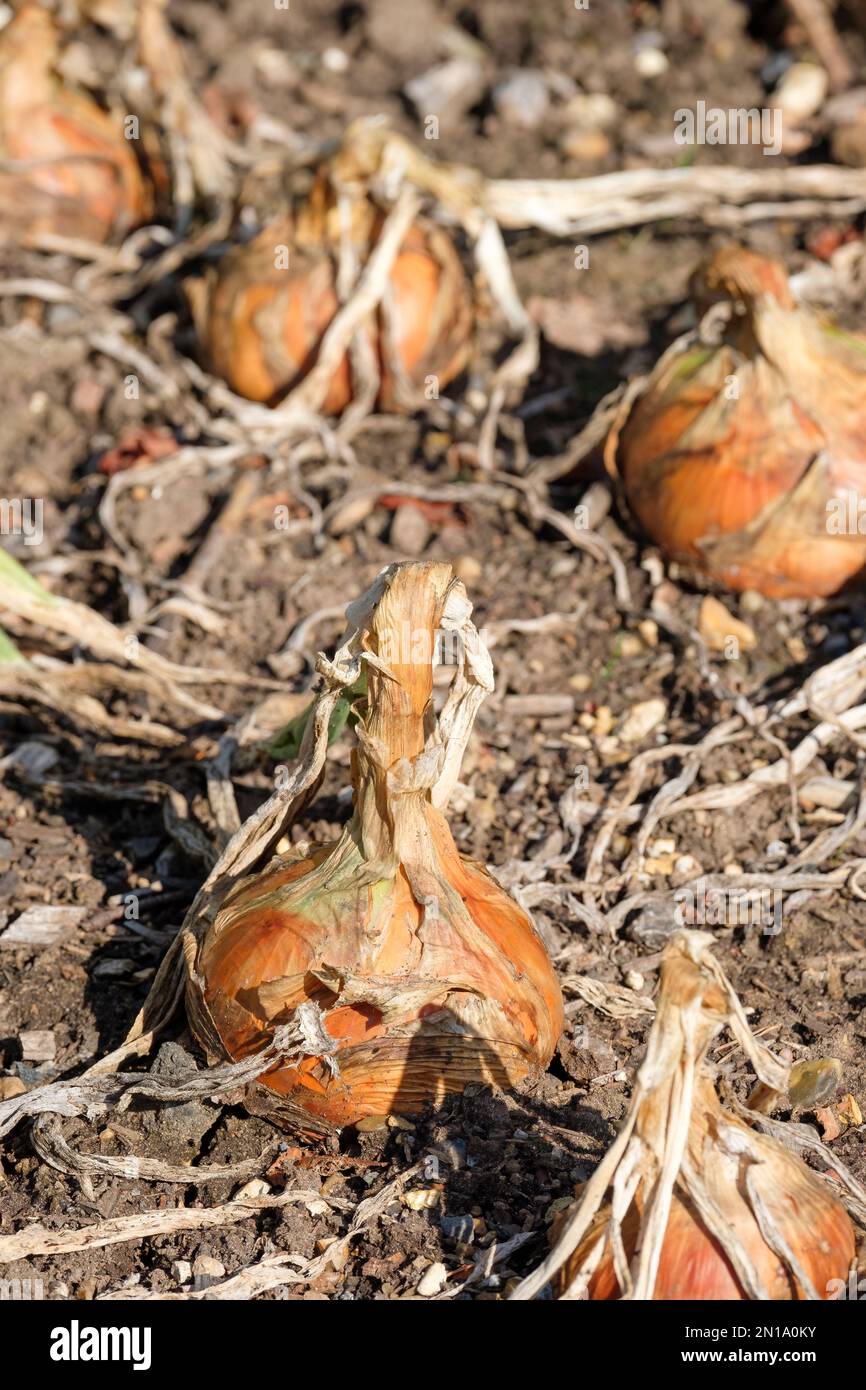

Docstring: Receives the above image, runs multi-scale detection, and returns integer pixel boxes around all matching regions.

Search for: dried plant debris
[514,932,861,1302]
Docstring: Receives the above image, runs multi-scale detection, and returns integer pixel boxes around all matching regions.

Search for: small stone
[355,1114,389,1133]
[593,705,614,737]
[234,1178,271,1199]
[19,1030,55,1062]
[452,554,481,586]
[404,57,486,125]
[645,854,676,876]
[321,47,349,73]
[0,1076,26,1100]
[91,958,136,979]
[387,1114,415,1131]
[723,861,743,876]
[561,91,618,131]
[837,1093,862,1128]
[569,672,591,692]
[638,619,658,648]
[618,634,643,659]
[740,590,765,614]
[698,596,756,654]
[674,853,702,878]
[172,1260,192,1285]
[798,776,856,812]
[624,970,644,992]
[634,47,668,78]
[772,62,828,127]
[647,837,676,857]
[390,504,430,557]
[192,1255,225,1289]
[493,69,549,129]
[815,1105,843,1142]
[617,698,666,744]
[559,127,611,162]
[327,494,376,536]
[416,1260,448,1297]
[402,1188,441,1211]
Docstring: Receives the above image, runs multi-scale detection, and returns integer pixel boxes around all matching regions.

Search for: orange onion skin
[195,216,473,414]
[0,4,150,244]
[558,1078,856,1301]
[607,246,866,599]
[190,563,562,1128]
[197,822,563,1127]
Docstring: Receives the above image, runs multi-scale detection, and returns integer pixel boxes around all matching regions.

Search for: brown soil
[1,0,865,1302]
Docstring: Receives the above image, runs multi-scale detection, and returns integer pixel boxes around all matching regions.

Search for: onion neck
[352,561,453,867]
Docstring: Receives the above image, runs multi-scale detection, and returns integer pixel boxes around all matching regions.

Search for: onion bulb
[513,930,857,1301]
[606,245,866,598]
[186,561,563,1128]
[0,3,151,244]
[188,167,473,414]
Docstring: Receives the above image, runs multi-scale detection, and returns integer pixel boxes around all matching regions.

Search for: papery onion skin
[191,195,473,413]
[0,4,151,244]
[189,563,563,1127]
[607,245,866,599]
[557,1076,856,1301]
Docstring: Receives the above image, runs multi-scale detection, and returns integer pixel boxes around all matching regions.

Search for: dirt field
[1,0,865,1302]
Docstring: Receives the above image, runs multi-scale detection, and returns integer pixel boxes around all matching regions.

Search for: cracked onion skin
[0,3,151,244]
[606,245,866,599]
[556,1072,856,1300]
[189,563,563,1127]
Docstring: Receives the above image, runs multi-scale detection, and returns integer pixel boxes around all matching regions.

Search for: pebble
[91,958,136,979]
[417,1261,448,1297]
[634,48,668,78]
[740,590,765,614]
[569,672,591,692]
[798,776,855,811]
[403,1188,441,1211]
[19,1030,55,1062]
[391,504,430,557]
[321,47,349,74]
[559,127,611,162]
[647,837,676,856]
[638,619,659,648]
[452,554,482,586]
[645,854,676,876]
[387,1114,415,1131]
[723,861,744,876]
[772,62,828,127]
[561,91,618,131]
[192,1256,225,1287]
[618,634,643,659]
[617,698,666,744]
[624,971,644,992]
[698,596,756,654]
[234,1178,271,1199]
[0,1076,26,1101]
[493,70,550,129]
[355,1114,390,1133]
[172,1260,192,1285]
